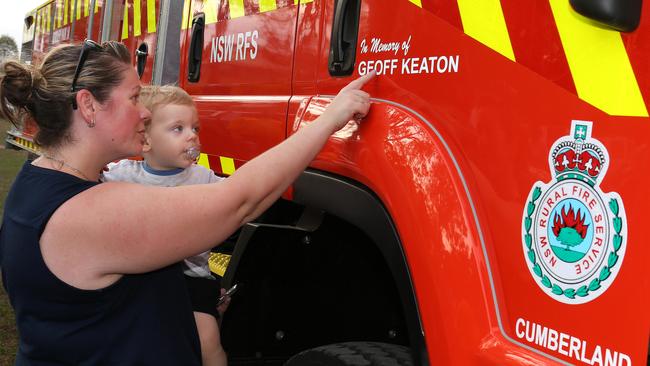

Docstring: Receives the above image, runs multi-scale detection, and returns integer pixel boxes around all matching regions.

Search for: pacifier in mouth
[184,146,201,161]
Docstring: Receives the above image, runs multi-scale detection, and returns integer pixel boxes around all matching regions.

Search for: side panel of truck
[289,0,650,364]
[178,1,650,364]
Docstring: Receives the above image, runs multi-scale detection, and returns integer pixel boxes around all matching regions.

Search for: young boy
[102,85,229,366]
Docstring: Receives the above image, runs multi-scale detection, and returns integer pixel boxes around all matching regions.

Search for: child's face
[143,104,201,170]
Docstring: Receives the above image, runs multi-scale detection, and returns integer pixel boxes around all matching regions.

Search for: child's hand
[322,71,376,131]
[216,288,231,317]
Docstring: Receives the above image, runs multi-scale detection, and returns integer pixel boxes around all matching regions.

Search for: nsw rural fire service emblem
[521,120,627,304]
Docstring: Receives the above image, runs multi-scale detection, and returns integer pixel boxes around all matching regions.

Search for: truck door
[179,0,299,175]
[119,0,159,83]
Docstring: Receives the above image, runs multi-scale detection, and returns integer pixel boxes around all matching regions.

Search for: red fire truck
[5,0,650,365]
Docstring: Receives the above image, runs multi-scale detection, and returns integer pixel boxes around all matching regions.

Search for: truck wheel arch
[293,169,429,366]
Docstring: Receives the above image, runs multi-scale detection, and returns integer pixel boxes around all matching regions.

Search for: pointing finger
[341,71,377,92]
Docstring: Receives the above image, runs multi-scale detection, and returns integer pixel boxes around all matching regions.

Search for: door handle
[136,43,148,79]
[328,0,362,76]
[188,14,205,83]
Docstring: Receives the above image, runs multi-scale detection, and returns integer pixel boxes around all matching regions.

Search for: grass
[0,118,26,365]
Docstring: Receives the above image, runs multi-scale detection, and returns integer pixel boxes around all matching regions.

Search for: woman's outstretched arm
[41,73,375,289]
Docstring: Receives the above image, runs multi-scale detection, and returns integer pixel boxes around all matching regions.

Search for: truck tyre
[284,342,413,366]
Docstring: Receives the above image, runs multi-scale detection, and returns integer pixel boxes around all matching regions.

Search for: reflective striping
[147,0,156,33]
[55,0,61,28]
[121,1,129,40]
[259,0,277,13]
[84,0,89,17]
[184,0,306,26]
[46,5,51,32]
[204,0,219,24]
[456,0,515,61]
[95,0,100,13]
[229,0,245,19]
[197,154,236,176]
[208,252,231,277]
[121,0,157,40]
[197,153,211,170]
[5,134,41,155]
[409,0,422,7]
[133,0,142,37]
[63,0,69,25]
[36,10,41,34]
[549,0,648,117]
[181,0,191,29]
[76,0,81,19]
[220,156,236,175]
[70,0,76,21]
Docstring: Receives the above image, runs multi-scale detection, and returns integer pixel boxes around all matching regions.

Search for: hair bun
[0,60,37,124]
[1,61,37,106]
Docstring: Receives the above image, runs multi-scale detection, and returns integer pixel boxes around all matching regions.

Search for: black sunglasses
[71,39,102,110]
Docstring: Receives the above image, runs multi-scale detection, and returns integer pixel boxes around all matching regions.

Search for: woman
[0,40,373,365]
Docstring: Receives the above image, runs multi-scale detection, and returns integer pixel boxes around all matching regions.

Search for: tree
[0,35,18,62]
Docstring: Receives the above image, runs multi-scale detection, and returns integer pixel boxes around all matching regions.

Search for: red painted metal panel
[291,0,650,364]
[180,3,298,164]
[500,0,577,95]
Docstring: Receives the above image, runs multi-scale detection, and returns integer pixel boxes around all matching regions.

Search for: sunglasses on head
[71,39,102,110]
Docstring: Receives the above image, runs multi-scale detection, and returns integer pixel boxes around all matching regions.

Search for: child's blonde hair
[140,85,195,127]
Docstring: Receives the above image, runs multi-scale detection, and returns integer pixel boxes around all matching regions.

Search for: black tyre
[284,342,413,366]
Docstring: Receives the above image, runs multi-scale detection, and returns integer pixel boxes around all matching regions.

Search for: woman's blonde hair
[0,41,130,148]
[139,85,194,125]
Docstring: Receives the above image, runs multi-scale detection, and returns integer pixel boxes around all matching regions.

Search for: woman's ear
[76,89,97,126]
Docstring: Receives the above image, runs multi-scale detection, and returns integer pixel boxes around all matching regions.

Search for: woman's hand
[321,71,376,131]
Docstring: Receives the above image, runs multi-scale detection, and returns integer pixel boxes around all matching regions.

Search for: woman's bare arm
[40,73,375,289]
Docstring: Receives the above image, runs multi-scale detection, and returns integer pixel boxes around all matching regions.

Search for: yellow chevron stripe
[71,0,76,21]
[549,0,647,117]
[197,153,211,170]
[259,0,277,13]
[56,0,61,28]
[220,156,235,175]
[83,0,89,17]
[456,0,515,61]
[229,0,245,19]
[95,0,100,13]
[46,5,51,31]
[133,0,142,36]
[121,1,129,40]
[204,0,218,24]
[147,0,156,33]
[75,0,81,19]
[409,0,422,7]
[182,0,190,29]
[63,0,69,25]
[208,252,231,277]
[35,10,40,35]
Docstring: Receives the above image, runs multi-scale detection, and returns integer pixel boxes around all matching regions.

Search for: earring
[88,117,95,128]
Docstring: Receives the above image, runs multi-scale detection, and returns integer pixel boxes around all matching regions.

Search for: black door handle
[136,42,148,79]
[188,14,205,83]
[328,0,362,76]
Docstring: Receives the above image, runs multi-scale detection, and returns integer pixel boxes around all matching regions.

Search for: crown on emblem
[550,121,606,186]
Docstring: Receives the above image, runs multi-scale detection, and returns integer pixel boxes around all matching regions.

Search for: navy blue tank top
[0,162,201,365]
